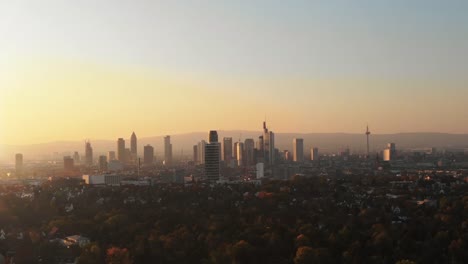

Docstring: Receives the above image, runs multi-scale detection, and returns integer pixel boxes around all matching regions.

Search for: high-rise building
[383,148,391,161]
[99,155,108,171]
[236,142,244,166]
[108,151,116,161]
[193,145,198,163]
[130,132,137,160]
[124,148,131,164]
[269,131,275,165]
[15,153,23,176]
[85,141,93,166]
[143,145,154,165]
[117,138,125,163]
[387,143,396,158]
[260,121,275,166]
[222,137,233,163]
[233,142,239,161]
[197,140,206,165]
[164,136,172,166]
[205,131,220,182]
[64,156,74,171]
[311,147,319,161]
[244,139,255,166]
[293,138,304,162]
[73,151,80,164]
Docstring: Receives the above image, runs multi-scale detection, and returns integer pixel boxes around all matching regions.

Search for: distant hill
[1,132,468,164]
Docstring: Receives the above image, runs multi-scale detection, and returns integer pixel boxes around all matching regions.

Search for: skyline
[1,1,468,145]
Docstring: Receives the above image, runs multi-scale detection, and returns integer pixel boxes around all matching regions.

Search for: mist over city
[1,1,468,263]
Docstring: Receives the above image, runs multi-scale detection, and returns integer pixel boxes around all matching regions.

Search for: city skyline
[1,1,468,145]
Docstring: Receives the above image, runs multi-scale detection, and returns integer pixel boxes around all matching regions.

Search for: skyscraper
[293,138,304,162]
[233,142,239,161]
[269,131,275,165]
[143,145,154,165]
[205,130,220,182]
[197,140,206,165]
[244,138,255,166]
[99,155,108,171]
[15,153,23,176]
[164,135,172,166]
[260,121,275,166]
[222,137,233,163]
[193,145,198,163]
[236,142,244,167]
[117,138,125,163]
[85,140,93,166]
[130,132,137,160]
[64,156,74,171]
[108,151,116,161]
[73,151,80,164]
[366,125,371,159]
[311,147,319,161]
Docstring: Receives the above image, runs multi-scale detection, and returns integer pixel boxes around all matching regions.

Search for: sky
[1,0,468,145]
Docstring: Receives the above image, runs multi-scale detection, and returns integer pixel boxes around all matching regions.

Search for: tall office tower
[99,155,108,171]
[107,151,116,161]
[387,143,396,158]
[73,151,80,164]
[193,145,198,163]
[222,137,233,163]
[244,138,255,166]
[63,156,75,171]
[293,138,304,162]
[164,136,173,166]
[233,142,239,161]
[311,147,319,161]
[124,148,131,163]
[143,145,154,165]
[15,153,23,176]
[257,136,264,152]
[85,141,93,166]
[383,148,391,161]
[130,132,137,159]
[197,140,206,165]
[205,130,220,182]
[269,131,275,165]
[117,138,125,163]
[263,122,270,164]
[236,142,244,166]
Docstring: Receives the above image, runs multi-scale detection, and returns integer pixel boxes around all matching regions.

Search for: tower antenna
[365,125,371,159]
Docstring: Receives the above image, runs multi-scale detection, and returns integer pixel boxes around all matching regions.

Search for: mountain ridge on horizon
[3,131,468,147]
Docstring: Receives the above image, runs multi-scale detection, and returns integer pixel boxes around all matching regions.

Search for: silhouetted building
[222,137,233,163]
[131,132,137,160]
[164,135,172,166]
[108,151,116,161]
[311,147,319,161]
[193,145,198,163]
[117,138,125,163]
[233,142,239,161]
[124,148,131,164]
[205,131,220,182]
[293,138,304,162]
[236,142,244,166]
[64,156,74,171]
[99,155,108,171]
[244,138,255,166]
[73,151,80,164]
[197,140,206,165]
[15,153,23,176]
[144,145,154,165]
[85,141,93,166]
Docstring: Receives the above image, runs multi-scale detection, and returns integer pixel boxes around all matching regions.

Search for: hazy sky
[1,0,468,145]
